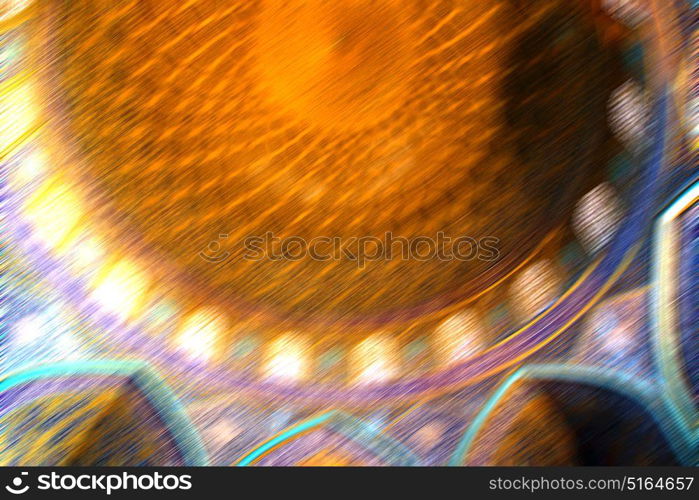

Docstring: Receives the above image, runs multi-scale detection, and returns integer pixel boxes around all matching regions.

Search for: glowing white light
[264,333,309,382]
[353,335,397,384]
[434,310,484,364]
[608,81,648,151]
[510,260,561,320]
[177,309,225,362]
[24,179,83,250]
[267,352,303,380]
[573,183,623,254]
[66,232,105,272]
[358,363,393,384]
[13,314,45,345]
[0,80,38,152]
[91,260,149,321]
[11,149,45,186]
[54,331,81,359]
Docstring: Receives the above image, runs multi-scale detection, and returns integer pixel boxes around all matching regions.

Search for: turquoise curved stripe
[650,180,699,439]
[236,411,337,466]
[236,410,421,466]
[448,364,695,466]
[0,359,209,466]
[448,367,524,466]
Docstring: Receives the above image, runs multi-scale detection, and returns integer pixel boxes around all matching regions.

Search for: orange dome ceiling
[36,0,613,331]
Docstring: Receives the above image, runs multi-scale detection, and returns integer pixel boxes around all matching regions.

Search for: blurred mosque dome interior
[0,0,696,466]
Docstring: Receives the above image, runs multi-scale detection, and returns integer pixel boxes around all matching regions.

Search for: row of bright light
[0,75,526,385]
[0,2,634,385]
[5,134,492,384]
[7,146,570,384]
[1,74,611,384]
[9,147,490,382]
[0,41,490,384]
